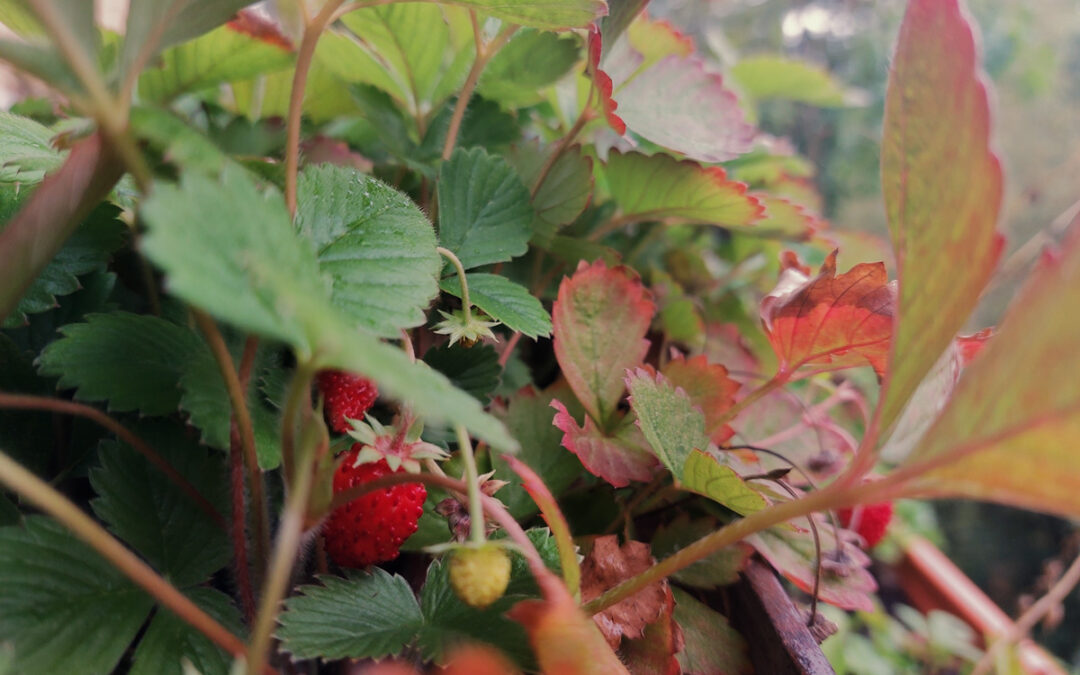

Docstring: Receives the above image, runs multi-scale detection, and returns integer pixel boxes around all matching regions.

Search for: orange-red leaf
[508,582,629,675]
[661,354,739,444]
[552,260,655,426]
[552,400,658,488]
[760,250,895,377]
[588,26,627,135]
[877,0,1004,432]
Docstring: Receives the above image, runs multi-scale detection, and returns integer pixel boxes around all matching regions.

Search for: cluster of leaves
[0,0,1078,674]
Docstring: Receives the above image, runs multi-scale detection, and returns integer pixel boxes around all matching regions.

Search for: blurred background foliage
[651,0,1080,664]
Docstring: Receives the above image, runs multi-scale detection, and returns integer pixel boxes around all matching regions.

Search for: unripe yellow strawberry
[449,545,511,609]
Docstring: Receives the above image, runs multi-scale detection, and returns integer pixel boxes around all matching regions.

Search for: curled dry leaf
[581,535,674,650]
[618,586,684,675]
[760,250,895,377]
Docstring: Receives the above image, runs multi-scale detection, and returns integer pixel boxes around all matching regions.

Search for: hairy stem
[193,310,269,578]
[438,246,473,323]
[0,392,225,530]
[0,449,267,672]
[285,0,348,216]
[455,425,486,545]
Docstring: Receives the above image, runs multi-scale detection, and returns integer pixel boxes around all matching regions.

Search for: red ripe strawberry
[323,446,426,568]
[317,370,378,433]
[837,502,894,548]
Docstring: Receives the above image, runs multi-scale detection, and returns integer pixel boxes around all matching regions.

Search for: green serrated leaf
[625,368,708,481]
[437,147,534,270]
[493,388,583,518]
[90,422,230,587]
[681,450,767,517]
[278,569,424,660]
[478,29,582,107]
[440,273,551,339]
[0,111,62,182]
[130,587,245,675]
[37,312,204,415]
[3,202,127,328]
[422,342,501,405]
[417,559,533,667]
[509,141,593,246]
[179,342,282,470]
[295,165,440,337]
[138,23,293,103]
[0,516,154,675]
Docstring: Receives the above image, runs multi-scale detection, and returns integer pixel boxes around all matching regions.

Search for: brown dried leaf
[581,535,672,649]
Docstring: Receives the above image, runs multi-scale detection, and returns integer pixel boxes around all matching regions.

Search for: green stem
[455,424,486,545]
[581,478,888,615]
[0,449,266,673]
[438,246,473,324]
[0,392,226,531]
[280,365,317,485]
[246,363,322,674]
[193,311,269,580]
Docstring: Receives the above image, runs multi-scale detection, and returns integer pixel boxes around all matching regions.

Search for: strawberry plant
[0,0,1076,673]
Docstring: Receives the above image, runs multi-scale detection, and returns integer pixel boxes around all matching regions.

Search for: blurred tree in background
[652,0,1080,663]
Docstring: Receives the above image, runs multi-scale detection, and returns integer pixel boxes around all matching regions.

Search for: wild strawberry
[316,369,378,433]
[449,544,512,609]
[837,501,894,548]
[323,446,426,568]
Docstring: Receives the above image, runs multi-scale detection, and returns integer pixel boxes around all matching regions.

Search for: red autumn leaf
[876,0,1005,432]
[508,576,629,675]
[587,25,627,135]
[660,354,740,444]
[619,589,683,675]
[552,400,658,488]
[760,250,895,377]
[552,259,655,426]
[226,9,294,51]
[581,535,674,650]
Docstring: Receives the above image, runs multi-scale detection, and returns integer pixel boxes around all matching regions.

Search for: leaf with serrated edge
[681,450,767,517]
[137,23,293,103]
[552,260,655,426]
[37,312,204,415]
[296,165,440,337]
[552,399,656,488]
[278,569,423,660]
[661,354,739,445]
[508,141,594,246]
[0,111,62,182]
[901,224,1080,517]
[494,388,583,518]
[441,273,551,339]
[438,0,606,30]
[479,29,582,107]
[90,423,230,587]
[760,250,895,377]
[437,147,534,270]
[615,57,755,163]
[626,368,709,482]
[0,516,154,675]
[877,0,1004,434]
[605,151,763,228]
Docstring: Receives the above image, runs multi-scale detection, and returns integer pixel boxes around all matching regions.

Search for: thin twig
[0,392,226,530]
[0,450,271,674]
[438,246,473,323]
[229,421,257,624]
[455,425,486,545]
[971,543,1080,675]
[192,311,269,578]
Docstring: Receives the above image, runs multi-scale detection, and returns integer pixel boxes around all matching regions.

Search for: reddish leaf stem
[0,391,226,531]
[0,449,271,674]
[192,311,270,580]
[229,421,257,624]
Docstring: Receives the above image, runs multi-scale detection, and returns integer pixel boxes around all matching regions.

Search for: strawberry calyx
[345,411,448,474]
